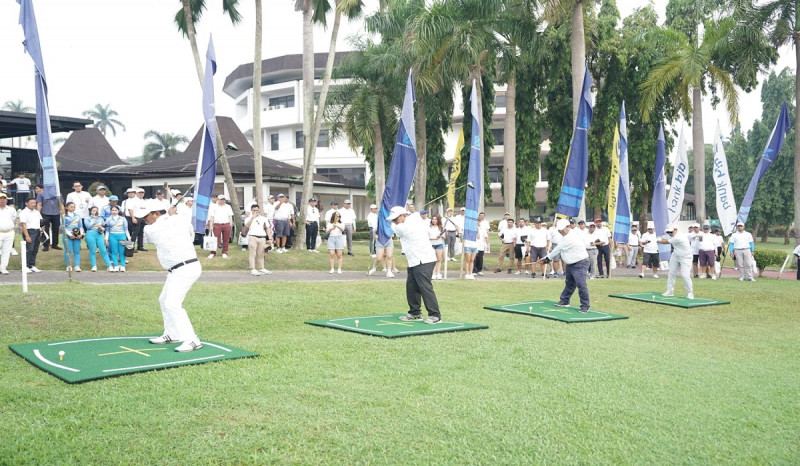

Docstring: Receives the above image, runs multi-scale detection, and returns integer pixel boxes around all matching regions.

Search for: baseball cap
[460,207,466,211]
[578,219,585,224]
[631,225,637,229]
[664,224,677,233]
[386,206,407,221]
[96,185,106,190]
[331,201,338,205]
[277,193,285,198]
[0,193,7,198]
[370,204,377,209]
[143,199,166,215]
[183,196,193,202]
[218,194,227,200]
[406,200,414,206]
[736,221,745,226]
[135,188,145,193]
[344,199,351,204]
[556,219,570,230]
[109,195,119,201]
[155,189,164,195]
[125,188,136,194]
[171,189,182,197]
[702,224,710,229]
[309,197,317,202]
[420,210,428,214]
[569,218,576,224]
[593,217,602,223]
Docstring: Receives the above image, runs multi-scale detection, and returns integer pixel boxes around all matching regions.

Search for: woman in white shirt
[428,214,445,279]
[326,212,345,274]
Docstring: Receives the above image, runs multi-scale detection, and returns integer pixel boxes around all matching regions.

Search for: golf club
[171,142,237,207]
[423,181,475,210]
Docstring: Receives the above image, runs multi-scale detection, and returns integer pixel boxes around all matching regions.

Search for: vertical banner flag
[18,0,60,200]
[378,70,417,245]
[652,125,671,261]
[463,80,482,242]
[606,124,620,234]
[613,102,631,243]
[446,130,464,211]
[737,102,791,226]
[556,66,593,217]
[667,128,688,225]
[712,121,737,235]
[193,36,219,233]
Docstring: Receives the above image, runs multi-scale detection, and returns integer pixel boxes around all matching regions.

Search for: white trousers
[158,261,201,341]
[0,231,14,268]
[733,249,754,279]
[666,257,693,296]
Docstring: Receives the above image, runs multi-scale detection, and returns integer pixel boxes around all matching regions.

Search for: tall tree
[252,0,263,209]
[175,0,244,228]
[756,0,800,245]
[142,130,189,162]
[82,104,126,137]
[2,99,33,112]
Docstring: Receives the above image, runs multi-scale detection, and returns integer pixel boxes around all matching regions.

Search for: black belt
[168,258,198,273]
[252,235,267,238]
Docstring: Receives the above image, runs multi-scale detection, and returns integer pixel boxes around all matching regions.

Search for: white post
[21,239,28,293]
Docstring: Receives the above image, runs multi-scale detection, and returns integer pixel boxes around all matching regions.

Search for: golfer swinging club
[142,199,203,352]
[657,224,694,300]
[536,218,591,313]
[387,206,442,324]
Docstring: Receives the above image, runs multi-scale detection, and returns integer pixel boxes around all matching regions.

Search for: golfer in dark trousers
[388,206,442,324]
[538,219,591,313]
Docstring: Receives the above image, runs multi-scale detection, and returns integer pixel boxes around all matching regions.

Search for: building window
[317,129,329,148]
[491,128,504,146]
[495,92,506,108]
[316,167,366,188]
[270,133,279,151]
[681,202,696,221]
[268,95,294,109]
[295,131,303,149]
[488,165,503,184]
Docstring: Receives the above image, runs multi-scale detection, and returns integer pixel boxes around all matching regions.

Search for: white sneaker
[208,253,215,259]
[662,292,674,297]
[275,249,284,254]
[30,266,42,273]
[250,269,262,276]
[513,271,521,275]
[710,275,716,280]
[748,277,756,282]
[91,266,97,272]
[175,339,203,352]
[0,267,8,275]
[687,294,695,299]
[329,268,335,274]
[10,248,18,256]
[107,266,115,272]
[465,274,475,280]
[66,266,72,272]
[386,271,395,278]
[149,334,180,344]
[74,266,81,272]
[653,274,659,279]
[477,272,484,276]
[259,268,272,275]
[119,266,126,272]
[392,268,399,273]
[368,267,376,276]
[370,254,376,258]
[312,249,319,253]
[337,269,342,274]
[222,253,228,259]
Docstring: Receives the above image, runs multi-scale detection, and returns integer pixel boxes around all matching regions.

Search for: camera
[72,228,84,239]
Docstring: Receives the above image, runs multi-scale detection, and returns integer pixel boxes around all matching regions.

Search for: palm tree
[142,130,189,162]
[2,99,33,113]
[82,103,126,137]
[253,0,264,209]
[175,0,244,228]
[756,0,800,246]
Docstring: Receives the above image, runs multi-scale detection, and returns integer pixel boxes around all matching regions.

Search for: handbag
[237,234,249,246]
[202,234,217,251]
[240,226,249,238]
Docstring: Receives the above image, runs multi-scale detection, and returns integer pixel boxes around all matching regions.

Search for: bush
[752,249,790,277]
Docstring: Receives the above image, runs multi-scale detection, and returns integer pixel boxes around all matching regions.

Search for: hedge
[752,249,792,277]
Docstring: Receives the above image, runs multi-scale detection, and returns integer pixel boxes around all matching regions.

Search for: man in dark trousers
[388,206,442,324]
[35,184,61,251]
[537,219,591,313]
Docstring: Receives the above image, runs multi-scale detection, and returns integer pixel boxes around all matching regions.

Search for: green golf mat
[484,300,628,323]
[305,314,488,338]
[609,292,730,308]
[9,336,258,384]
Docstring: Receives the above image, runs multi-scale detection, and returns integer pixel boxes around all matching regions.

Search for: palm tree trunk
[504,72,517,215]
[794,33,800,246]
[571,0,586,220]
[373,120,386,203]
[252,0,263,209]
[413,98,427,208]
[182,0,243,229]
[692,86,705,224]
[299,0,314,250]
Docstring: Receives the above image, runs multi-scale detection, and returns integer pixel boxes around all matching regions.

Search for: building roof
[223,52,352,98]
[55,128,130,173]
[0,110,91,139]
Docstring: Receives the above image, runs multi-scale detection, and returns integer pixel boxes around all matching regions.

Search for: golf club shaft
[171,151,226,207]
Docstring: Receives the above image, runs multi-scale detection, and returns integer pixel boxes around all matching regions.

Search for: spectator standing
[35,184,61,251]
[428,214,445,280]
[176,196,193,223]
[244,204,273,276]
[130,188,148,251]
[793,243,800,280]
[537,219,591,313]
[101,195,121,220]
[728,222,756,282]
[105,205,130,272]
[273,194,293,253]
[65,181,92,218]
[90,185,110,212]
[478,212,491,255]
[514,218,528,275]
[585,222,600,279]
[62,201,83,272]
[463,219,484,280]
[121,188,137,235]
[153,189,171,212]
[658,224,694,299]
[305,197,320,253]
[639,225,660,279]
[326,211,345,274]
[0,193,16,274]
[548,220,565,278]
[528,218,550,277]
[19,197,43,273]
[593,218,612,278]
[82,206,112,272]
[367,204,379,258]
[697,224,717,279]
[443,208,459,262]
[494,218,517,273]
[7,172,31,208]
[689,223,702,277]
[339,199,357,256]
[207,194,233,259]
[453,208,466,256]
[626,225,641,268]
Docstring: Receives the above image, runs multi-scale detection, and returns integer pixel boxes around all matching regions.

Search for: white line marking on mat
[33,349,80,372]
[102,354,225,372]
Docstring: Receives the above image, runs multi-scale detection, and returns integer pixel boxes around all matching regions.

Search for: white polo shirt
[306,204,320,222]
[640,231,659,254]
[18,207,42,230]
[392,212,436,267]
[339,207,357,225]
[529,225,549,248]
[0,205,17,232]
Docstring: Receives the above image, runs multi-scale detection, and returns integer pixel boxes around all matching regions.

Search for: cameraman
[63,201,84,272]
[537,219,591,313]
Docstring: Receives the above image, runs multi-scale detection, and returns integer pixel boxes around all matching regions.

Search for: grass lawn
[1,276,798,463]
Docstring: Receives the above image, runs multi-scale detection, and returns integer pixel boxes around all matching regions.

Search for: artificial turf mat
[305,313,488,338]
[9,336,258,384]
[484,300,628,323]
[609,292,730,308]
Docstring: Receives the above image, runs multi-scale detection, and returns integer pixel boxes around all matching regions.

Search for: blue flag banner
[737,102,791,226]
[18,0,60,200]
[652,125,671,261]
[556,66,593,217]
[193,36,219,233]
[612,102,631,243]
[378,70,417,245]
[463,80,481,243]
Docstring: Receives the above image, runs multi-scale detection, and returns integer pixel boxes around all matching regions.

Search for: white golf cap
[370,204,378,209]
[143,199,166,215]
[736,221,745,226]
[183,196,193,202]
[386,206,407,221]
[217,194,227,200]
[170,189,182,196]
[556,219,570,230]
[460,207,466,211]
[406,200,414,205]
[344,199,351,204]
[664,224,677,233]
[96,185,106,190]
[135,188,145,193]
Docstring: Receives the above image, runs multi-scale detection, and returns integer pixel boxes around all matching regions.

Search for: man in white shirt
[305,197,320,252]
[593,218,612,278]
[639,225,661,279]
[388,206,442,324]
[152,189,171,212]
[443,207,459,261]
[697,224,718,279]
[142,199,203,352]
[728,221,756,282]
[339,199,357,256]
[131,188,149,251]
[658,224,694,299]
[548,220,566,278]
[7,172,31,208]
[18,197,43,273]
[626,225,641,268]
[538,219,591,313]
[367,204,379,257]
[65,181,92,218]
[264,194,277,222]
[176,196,194,223]
[792,243,800,281]
[324,200,339,224]
[582,221,599,279]
[0,193,17,274]
[90,185,110,212]
[478,211,491,255]
[121,188,137,236]
[528,217,550,277]
[244,204,274,276]
[494,217,517,273]
[513,218,529,275]
[689,223,702,277]
[273,194,295,253]
[207,194,234,258]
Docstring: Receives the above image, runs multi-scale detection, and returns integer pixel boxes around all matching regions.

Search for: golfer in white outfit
[142,199,203,352]
[658,224,694,300]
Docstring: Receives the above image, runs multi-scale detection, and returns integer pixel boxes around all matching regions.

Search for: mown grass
[1,277,798,463]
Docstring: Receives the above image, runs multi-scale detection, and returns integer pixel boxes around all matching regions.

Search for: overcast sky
[0,1,794,160]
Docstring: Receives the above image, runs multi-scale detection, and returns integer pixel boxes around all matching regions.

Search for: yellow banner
[606,125,620,235]
[446,130,465,210]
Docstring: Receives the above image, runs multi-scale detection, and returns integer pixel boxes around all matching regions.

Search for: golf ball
[529,306,533,312]
[58,351,65,356]
[355,320,359,327]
